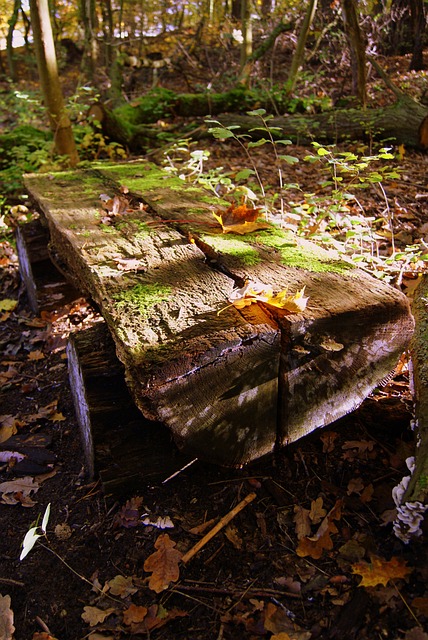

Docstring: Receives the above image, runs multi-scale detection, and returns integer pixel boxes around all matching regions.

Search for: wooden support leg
[66,323,190,498]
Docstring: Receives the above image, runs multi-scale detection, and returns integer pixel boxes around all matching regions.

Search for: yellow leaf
[351,555,412,587]
[226,281,309,314]
[266,286,309,313]
[0,299,18,312]
[144,533,182,593]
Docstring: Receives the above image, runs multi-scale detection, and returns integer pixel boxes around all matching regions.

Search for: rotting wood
[24,163,414,467]
[16,217,79,313]
[67,322,191,496]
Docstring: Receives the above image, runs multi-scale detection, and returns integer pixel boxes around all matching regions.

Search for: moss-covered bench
[23,162,414,467]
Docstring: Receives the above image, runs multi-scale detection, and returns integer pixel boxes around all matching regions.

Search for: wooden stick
[181,492,256,564]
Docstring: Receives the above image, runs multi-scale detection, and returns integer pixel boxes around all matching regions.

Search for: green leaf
[280,155,299,165]
[247,108,267,117]
[208,127,235,140]
[276,139,293,145]
[20,526,42,561]
[317,147,330,156]
[247,139,269,148]
[235,168,255,180]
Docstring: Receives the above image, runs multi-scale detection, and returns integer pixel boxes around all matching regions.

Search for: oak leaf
[144,533,182,593]
[0,594,15,640]
[213,203,270,234]
[28,350,45,361]
[309,497,327,525]
[296,499,342,560]
[107,575,138,598]
[123,604,148,625]
[351,555,412,587]
[293,505,311,540]
[81,605,116,626]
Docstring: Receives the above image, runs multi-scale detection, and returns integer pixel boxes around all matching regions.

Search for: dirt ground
[1,152,427,639]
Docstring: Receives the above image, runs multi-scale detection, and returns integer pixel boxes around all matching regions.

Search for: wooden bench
[23,162,414,468]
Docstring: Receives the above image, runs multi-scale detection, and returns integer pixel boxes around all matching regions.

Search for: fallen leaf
[309,497,327,524]
[107,575,138,598]
[347,477,365,495]
[0,415,19,444]
[144,533,182,593]
[404,628,428,640]
[351,555,412,587]
[224,524,242,549]
[213,203,270,234]
[115,496,144,528]
[0,299,18,312]
[293,505,311,540]
[28,350,45,361]
[81,605,116,626]
[0,476,40,505]
[264,602,311,639]
[32,633,59,639]
[411,597,428,616]
[360,483,374,503]
[226,281,308,314]
[320,431,338,453]
[188,518,216,535]
[123,604,148,625]
[0,594,15,640]
[296,499,342,560]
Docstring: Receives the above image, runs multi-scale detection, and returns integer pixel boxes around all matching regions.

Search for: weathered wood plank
[99,163,415,445]
[24,163,414,465]
[24,169,280,466]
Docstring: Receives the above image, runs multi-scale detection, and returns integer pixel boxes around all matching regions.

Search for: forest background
[0,1,428,640]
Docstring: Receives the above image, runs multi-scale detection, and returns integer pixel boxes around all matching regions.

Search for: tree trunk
[409,0,426,71]
[29,0,79,165]
[215,95,428,149]
[240,0,253,73]
[341,0,367,107]
[285,0,318,96]
[238,19,292,85]
[6,0,21,82]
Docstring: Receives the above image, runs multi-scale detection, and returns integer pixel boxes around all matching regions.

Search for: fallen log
[24,162,414,466]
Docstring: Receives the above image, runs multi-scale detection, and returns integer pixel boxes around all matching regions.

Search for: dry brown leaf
[347,477,365,495]
[360,483,374,503]
[351,555,412,587]
[0,476,40,505]
[81,605,116,626]
[309,497,327,524]
[28,350,45,361]
[296,499,342,560]
[224,524,242,549]
[213,203,270,234]
[293,505,311,540]
[188,518,216,535]
[0,594,15,640]
[411,597,428,616]
[320,431,338,453]
[123,604,148,625]
[107,575,138,598]
[144,533,182,593]
[264,602,311,639]
[227,281,308,313]
[0,415,18,444]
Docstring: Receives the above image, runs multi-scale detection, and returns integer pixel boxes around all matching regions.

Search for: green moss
[255,229,355,273]
[114,283,172,316]
[202,234,261,265]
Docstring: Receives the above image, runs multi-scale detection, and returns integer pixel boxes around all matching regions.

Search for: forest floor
[1,47,428,640]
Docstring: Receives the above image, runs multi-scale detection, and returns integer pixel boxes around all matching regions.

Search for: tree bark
[409,0,426,71]
[6,0,21,82]
[341,0,367,107]
[29,0,79,165]
[285,0,318,96]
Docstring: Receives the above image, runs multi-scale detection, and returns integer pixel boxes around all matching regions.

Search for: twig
[162,458,198,484]
[181,492,256,564]
[175,583,301,600]
[0,577,25,587]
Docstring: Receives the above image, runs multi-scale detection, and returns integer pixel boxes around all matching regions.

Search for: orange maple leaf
[213,203,270,234]
[144,533,182,593]
[351,555,412,587]
[224,281,309,314]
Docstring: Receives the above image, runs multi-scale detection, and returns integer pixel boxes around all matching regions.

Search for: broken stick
[181,492,256,564]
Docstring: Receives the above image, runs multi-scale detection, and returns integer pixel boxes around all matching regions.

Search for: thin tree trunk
[341,0,367,107]
[409,0,426,71]
[6,0,21,82]
[285,0,318,95]
[29,0,79,166]
[240,0,253,72]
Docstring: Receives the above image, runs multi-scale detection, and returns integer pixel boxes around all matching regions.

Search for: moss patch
[113,283,172,316]
[202,234,261,265]
[255,229,355,274]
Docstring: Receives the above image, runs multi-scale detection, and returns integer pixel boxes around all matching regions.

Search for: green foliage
[0,125,54,193]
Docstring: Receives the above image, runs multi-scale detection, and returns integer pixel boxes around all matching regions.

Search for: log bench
[23,162,414,468]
